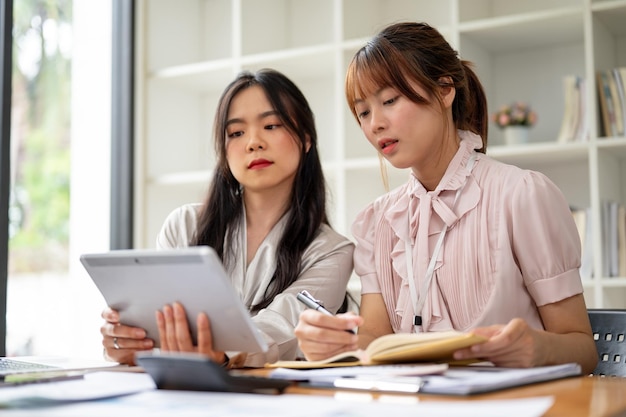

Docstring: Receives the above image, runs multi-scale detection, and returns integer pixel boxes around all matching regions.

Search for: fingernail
[135,329,146,338]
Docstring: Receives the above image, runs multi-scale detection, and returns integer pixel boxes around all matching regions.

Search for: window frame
[0,0,13,356]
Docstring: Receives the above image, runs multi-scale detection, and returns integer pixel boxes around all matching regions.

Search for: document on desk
[280,362,580,395]
[0,390,555,417]
[269,363,449,394]
[418,363,581,395]
[269,363,449,380]
[0,371,155,407]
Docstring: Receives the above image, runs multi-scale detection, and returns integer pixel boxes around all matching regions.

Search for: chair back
[588,309,626,377]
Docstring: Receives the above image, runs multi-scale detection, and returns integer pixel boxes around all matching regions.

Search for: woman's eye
[265,124,281,130]
[357,110,370,119]
[227,130,243,139]
[383,96,398,105]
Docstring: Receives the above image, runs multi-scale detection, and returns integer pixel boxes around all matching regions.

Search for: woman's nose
[247,142,264,151]
[246,132,265,151]
[370,108,387,132]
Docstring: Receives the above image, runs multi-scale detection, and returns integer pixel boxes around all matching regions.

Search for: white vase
[503,126,529,145]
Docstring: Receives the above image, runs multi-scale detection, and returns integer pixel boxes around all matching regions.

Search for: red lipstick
[248,159,273,169]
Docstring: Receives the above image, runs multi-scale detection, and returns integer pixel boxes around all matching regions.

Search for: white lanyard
[405,153,476,332]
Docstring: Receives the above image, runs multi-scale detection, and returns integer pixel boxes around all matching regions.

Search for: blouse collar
[407,130,483,197]
[384,130,482,242]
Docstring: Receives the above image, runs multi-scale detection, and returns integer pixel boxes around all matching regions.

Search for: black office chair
[588,309,626,377]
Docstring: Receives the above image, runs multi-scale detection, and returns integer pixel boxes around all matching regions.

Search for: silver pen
[297,290,355,334]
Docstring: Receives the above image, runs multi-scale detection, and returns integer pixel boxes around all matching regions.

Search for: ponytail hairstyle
[345,22,488,153]
[192,68,329,313]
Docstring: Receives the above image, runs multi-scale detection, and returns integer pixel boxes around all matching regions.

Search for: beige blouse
[352,131,583,334]
[156,203,354,367]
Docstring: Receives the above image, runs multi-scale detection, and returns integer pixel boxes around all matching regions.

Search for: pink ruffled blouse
[352,130,583,334]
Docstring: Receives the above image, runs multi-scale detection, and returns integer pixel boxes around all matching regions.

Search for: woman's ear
[438,77,456,108]
[305,135,312,153]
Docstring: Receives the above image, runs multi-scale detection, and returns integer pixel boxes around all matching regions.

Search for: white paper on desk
[0,371,156,407]
[269,363,448,381]
[0,390,554,417]
[420,363,581,395]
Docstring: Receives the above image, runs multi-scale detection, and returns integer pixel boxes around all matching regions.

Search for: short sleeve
[351,203,382,294]
[509,171,583,306]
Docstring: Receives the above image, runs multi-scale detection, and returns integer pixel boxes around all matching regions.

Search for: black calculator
[136,352,291,394]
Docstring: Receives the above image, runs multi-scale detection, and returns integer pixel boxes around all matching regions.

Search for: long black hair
[192,69,329,313]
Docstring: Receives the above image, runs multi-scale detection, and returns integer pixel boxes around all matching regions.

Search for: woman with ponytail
[295,22,597,373]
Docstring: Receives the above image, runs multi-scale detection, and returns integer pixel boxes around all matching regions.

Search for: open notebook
[268,331,487,368]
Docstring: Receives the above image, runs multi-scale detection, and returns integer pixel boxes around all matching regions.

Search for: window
[5,0,113,359]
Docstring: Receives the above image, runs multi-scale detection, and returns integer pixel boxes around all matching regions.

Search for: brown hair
[345,22,488,153]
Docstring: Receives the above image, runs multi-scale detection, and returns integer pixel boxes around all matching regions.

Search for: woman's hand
[100,307,154,365]
[156,302,227,365]
[453,295,598,374]
[294,310,362,361]
[453,318,543,368]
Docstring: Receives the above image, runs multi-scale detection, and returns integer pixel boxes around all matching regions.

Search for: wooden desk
[2,370,621,416]
[283,376,626,417]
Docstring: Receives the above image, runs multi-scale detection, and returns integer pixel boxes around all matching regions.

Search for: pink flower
[491,102,537,129]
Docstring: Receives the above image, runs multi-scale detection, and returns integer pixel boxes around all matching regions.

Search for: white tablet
[80,246,268,353]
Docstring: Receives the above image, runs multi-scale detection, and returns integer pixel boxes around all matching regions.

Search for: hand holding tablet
[81,246,268,354]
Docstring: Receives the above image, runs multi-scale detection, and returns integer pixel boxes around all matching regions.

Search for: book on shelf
[602,201,612,277]
[613,68,626,136]
[574,76,589,141]
[608,68,625,136]
[266,331,487,369]
[597,70,613,137]
[600,200,626,278]
[571,207,586,249]
[557,75,578,143]
[557,75,587,143]
[571,206,593,279]
[609,201,619,277]
[619,67,626,120]
[596,69,624,138]
[619,204,626,277]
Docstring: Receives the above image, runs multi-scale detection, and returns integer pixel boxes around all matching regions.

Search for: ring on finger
[113,337,120,350]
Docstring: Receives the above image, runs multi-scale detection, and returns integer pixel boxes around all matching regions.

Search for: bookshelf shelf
[596,137,626,153]
[599,278,626,287]
[487,142,590,164]
[592,0,626,32]
[459,8,585,52]
[135,0,626,309]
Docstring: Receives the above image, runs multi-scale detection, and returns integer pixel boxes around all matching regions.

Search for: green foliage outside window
[10,0,72,273]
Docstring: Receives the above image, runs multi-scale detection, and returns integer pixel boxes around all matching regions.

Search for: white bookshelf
[134,0,626,309]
